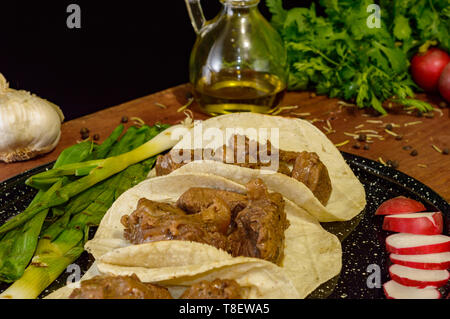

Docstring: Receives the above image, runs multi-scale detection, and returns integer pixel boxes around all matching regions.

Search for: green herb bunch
[266,0,450,114]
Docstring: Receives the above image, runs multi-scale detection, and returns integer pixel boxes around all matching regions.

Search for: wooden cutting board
[1,83,449,201]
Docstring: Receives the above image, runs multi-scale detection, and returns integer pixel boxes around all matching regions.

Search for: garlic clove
[0,73,65,163]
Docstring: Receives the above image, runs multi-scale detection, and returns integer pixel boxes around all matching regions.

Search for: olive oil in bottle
[193,69,286,116]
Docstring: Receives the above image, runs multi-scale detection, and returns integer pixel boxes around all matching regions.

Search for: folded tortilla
[77,173,342,299]
[45,257,300,299]
[164,113,366,222]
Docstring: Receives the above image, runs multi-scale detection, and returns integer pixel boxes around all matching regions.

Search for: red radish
[390,252,450,270]
[382,212,443,235]
[389,264,449,288]
[386,233,450,255]
[438,63,450,102]
[375,196,426,215]
[383,280,441,299]
[411,48,450,92]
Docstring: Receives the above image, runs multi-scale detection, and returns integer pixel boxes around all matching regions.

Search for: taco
[78,173,341,299]
[153,113,366,222]
[45,258,299,299]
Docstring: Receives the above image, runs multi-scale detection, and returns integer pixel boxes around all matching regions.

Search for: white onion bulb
[0,73,64,163]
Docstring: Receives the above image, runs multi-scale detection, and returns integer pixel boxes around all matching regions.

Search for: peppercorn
[410,149,418,156]
[93,134,100,141]
[121,116,129,123]
[395,135,403,141]
[403,145,412,151]
[391,160,399,169]
[443,148,449,155]
[352,143,361,150]
[363,145,370,150]
[385,123,393,130]
[385,160,399,169]
[357,134,367,142]
[80,127,90,140]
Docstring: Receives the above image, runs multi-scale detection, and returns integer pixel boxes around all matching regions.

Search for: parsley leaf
[267,0,446,114]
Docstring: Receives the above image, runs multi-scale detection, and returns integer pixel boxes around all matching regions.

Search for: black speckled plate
[0,152,449,299]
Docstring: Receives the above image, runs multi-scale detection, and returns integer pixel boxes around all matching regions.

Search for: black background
[0,1,312,121]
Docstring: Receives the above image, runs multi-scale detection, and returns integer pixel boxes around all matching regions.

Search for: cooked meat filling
[180,279,242,299]
[155,135,332,206]
[69,275,241,299]
[227,179,287,264]
[176,188,248,234]
[69,274,173,299]
[121,179,289,265]
[121,199,229,251]
[291,152,332,206]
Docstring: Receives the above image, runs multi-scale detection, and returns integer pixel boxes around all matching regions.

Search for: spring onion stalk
[85,124,124,160]
[0,246,84,299]
[0,124,165,299]
[0,122,190,236]
[0,126,125,282]
[26,125,124,191]
[25,177,65,191]
[0,181,64,283]
[0,140,96,283]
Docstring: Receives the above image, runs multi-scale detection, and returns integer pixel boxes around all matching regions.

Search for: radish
[438,63,450,102]
[411,48,450,92]
[390,252,450,270]
[375,196,426,216]
[386,233,450,255]
[389,264,449,288]
[382,212,443,235]
[383,280,441,299]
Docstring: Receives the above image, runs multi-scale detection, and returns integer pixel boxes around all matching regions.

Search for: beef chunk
[121,199,229,251]
[177,181,288,264]
[69,275,242,300]
[176,188,248,232]
[180,279,242,299]
[227,179,288,264]
[155,153,185,176]
[121,179,288,265]
[69,274,173,299]
[291,151,332,206]
[154,135,332,206]
[155,149,204,176]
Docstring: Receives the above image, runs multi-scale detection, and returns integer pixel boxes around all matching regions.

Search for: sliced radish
[389,264,449,288]
[386,233,450,255]
[390,252,450,270]
[382,212,443,235]
[383,280,441,299]
[376,196,426,215]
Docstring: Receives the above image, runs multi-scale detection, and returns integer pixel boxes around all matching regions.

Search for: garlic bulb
[0,73,64,163]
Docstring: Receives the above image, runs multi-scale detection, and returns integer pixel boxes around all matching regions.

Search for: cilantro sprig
[267,0,450,114]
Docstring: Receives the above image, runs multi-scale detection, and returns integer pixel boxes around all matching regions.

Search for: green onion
[0,122,189,236]
[0,140,97,283]
[0,122,176,298]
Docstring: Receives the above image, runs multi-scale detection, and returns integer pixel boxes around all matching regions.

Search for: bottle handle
[184,0,206,34]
